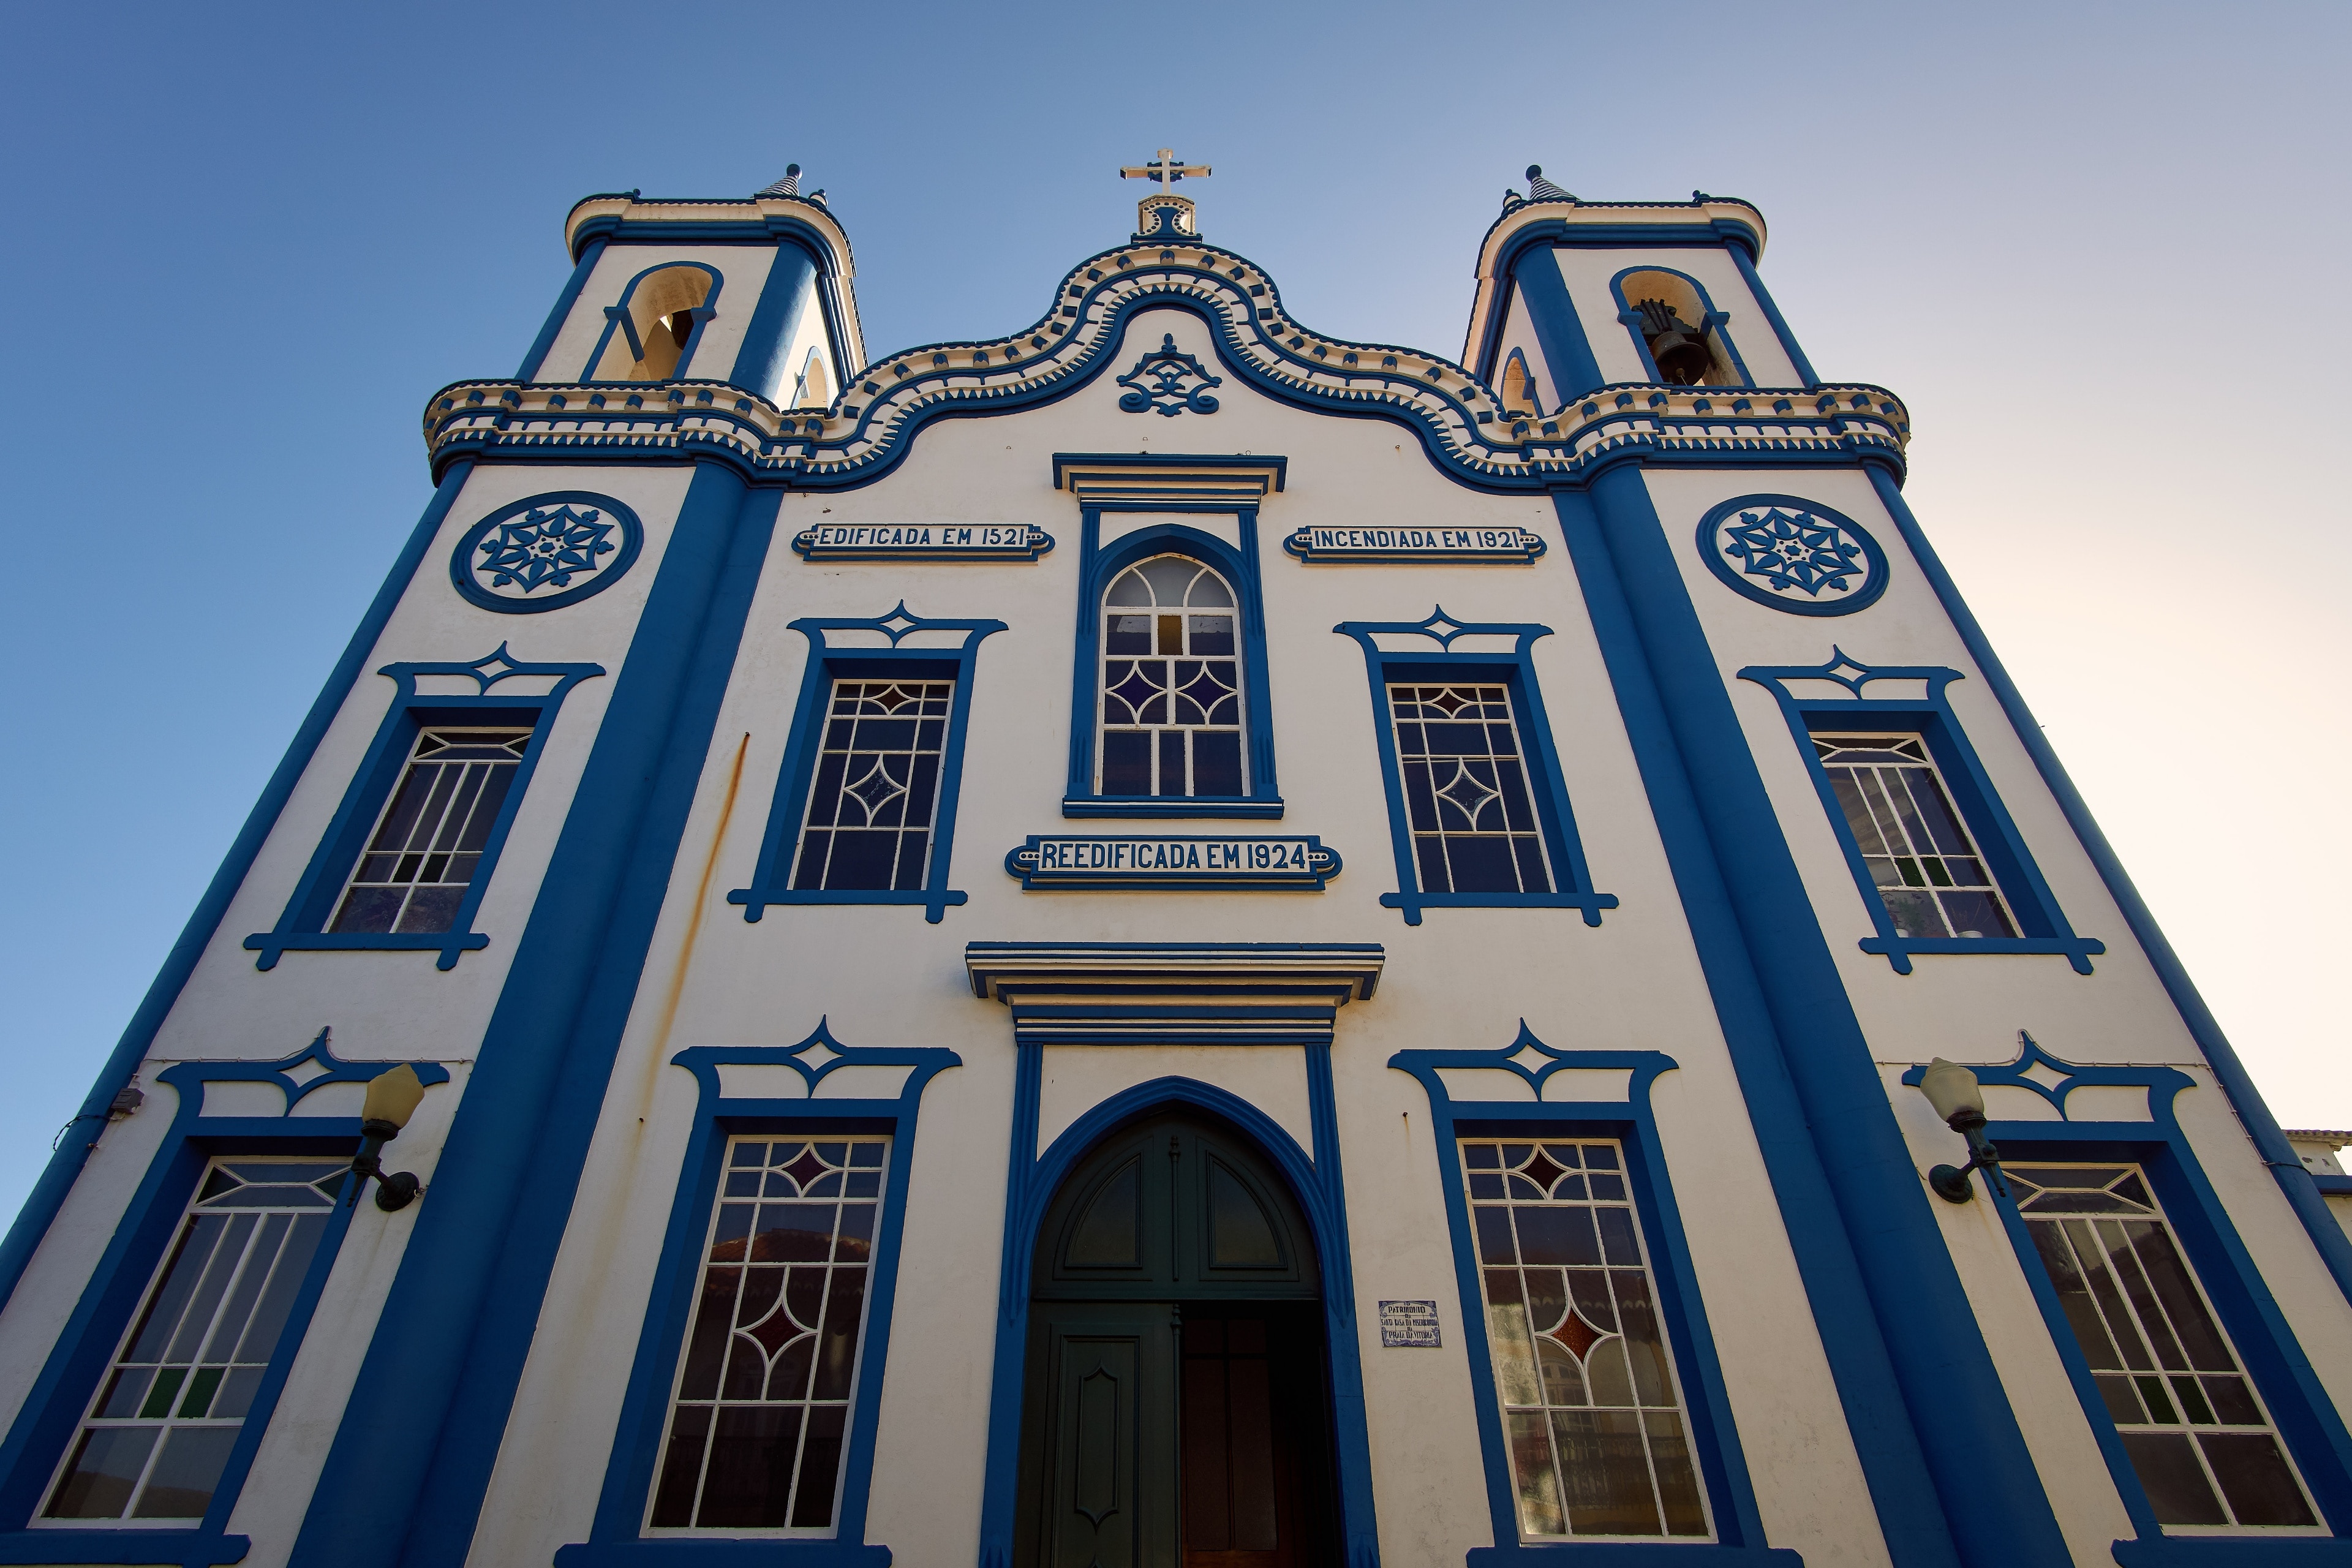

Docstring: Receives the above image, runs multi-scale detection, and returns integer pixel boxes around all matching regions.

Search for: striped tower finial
[758,163,802,198]
[1524,164,1574,202]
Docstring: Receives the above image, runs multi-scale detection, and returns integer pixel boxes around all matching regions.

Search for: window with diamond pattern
[790,681,952,892]
[1390,684,1553,895]
[652,1137,890,1532]
[1099,556,1244,797]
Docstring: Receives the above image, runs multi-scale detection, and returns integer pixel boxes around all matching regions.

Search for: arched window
[795,345,831,409]
[1499,347,1541,415]
[585,263,718,382]
[1099,555,1243,798]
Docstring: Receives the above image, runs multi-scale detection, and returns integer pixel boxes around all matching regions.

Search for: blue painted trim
[1898,1037,2352,1550]
[791,524,1053,562]
[243,644,603,971]
[1738,647,2103,974]
[2316,1175,2352,1197]
[971,1074,1381,1568]
[1695,492,1888,618]
[1049,453,1287,492]
[1607,265,1755,390]
[1390,1024,1790,1561]
[0,1034,446,1566]
[519,240,606,382]
[1331,608,1617,927]
[448,491,646,614]
[557,1020,959,1567]
[1002,834,1339,891]
[1724,246,1819,390]
[581,262,725,383]
[0,461,474,1320]
[726,603,1003,925]
[1509,248,1607,404]
[1553,476,2067,1568]
[1861,462,2352,1307]
[731,241,821,405]
[288,465,783,1568]
[1062,513,1281,817]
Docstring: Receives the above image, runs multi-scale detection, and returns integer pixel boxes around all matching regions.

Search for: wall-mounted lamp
[1917,1058,2004,1204]
[348,1065,426,1212]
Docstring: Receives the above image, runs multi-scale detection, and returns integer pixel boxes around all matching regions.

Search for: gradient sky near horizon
[2,2,2347,1226]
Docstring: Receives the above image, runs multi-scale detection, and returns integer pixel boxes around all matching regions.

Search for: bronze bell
[1636,298,1713,385]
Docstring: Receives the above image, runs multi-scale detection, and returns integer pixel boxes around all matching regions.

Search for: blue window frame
[728,604,1003,926]
[0,1034,446,1568]
[556,1022,959,1568]
[1740,650,2105,974]
[1335,609,1617,926]
[244,646,603,971]
[1901,1036,2352,1562]
[582,262,724,383]
[1607,266,1753,390]
[1389,1025,1795,1566]
[1064,512,1282,820]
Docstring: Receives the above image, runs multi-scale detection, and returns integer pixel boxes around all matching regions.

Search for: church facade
[2,159,2350,1568]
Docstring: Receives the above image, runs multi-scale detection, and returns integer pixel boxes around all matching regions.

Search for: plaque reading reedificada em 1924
[1283,524,1544,564]
[1005,835,1341,892]
[792,523,1055,562]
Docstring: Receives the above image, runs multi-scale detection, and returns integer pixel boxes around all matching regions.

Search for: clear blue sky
[3,2,2347,1223]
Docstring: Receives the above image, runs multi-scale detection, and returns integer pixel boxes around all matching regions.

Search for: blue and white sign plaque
[451,491,644,614]
[1284,525,1545,565]
[791,523,1054,562]
[1006,834,1341,892]
[1696,493,1888,616]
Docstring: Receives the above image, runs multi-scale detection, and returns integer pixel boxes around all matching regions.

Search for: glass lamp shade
[360,1063,427,1131]
[1917,1058,1985,1125]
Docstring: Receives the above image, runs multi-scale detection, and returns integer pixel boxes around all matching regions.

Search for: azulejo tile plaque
[1283,524,1545,565]
[1378,1300,1441,1348]
[1005,834,1341,891]
[791,523,1054,562]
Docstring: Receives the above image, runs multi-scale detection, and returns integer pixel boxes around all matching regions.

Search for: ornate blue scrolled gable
[423,230,1910,495]
[1116,331,1222,415]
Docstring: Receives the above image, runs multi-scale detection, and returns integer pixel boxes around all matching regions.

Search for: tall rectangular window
[1392,684,1553,895]
[1462,1139,1709,1540]
[330,727,532,935]
[651,1137,890,1533]
[1811,733,2016,941]
[42,1160,345,1525]
[788,681,951,894]
[2010,1165,2320,1532]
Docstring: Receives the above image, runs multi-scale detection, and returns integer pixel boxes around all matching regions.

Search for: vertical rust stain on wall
[650,731,750,1065]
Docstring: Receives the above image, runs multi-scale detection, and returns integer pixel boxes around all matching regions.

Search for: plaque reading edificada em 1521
[1283,524,1544,565]
[1005,835,1341,892]
[792,523,1054,562]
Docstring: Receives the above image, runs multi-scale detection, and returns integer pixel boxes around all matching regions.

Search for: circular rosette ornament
[451,491,645,613]
[1696,493,1888,616]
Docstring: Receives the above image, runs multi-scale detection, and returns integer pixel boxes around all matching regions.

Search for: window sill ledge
[727,888,967,925]
[1382,891,1621,928]
[2111,1535,2352,1565]
[1466,1545,1800,1566]
[1857,934,2105,976]
[1061,796,1286,820]
[0,1529,252,1566]
[555,1540,892,1567]
[243,930,489,972]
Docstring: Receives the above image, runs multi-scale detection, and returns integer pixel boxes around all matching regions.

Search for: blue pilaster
[1510,244,1604,403]
[731,241,821,405]
[1554,464,2071,1568]
[517,240,606,382]
[287,462,783,1568]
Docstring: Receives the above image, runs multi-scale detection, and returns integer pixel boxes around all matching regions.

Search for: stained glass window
[1461,1139,1709,1540]
[651,1138,890,1533]
[2008,1165,2320,1531]
[43,1160,345,1524]
[331,727,532,935]
[1811,733,2016,940]
[1099,556,1243,797]
[1390,685,1553,895]
[790,681,952,892]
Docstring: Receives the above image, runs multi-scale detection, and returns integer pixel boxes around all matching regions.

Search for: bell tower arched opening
[1014,1107,1339,1568]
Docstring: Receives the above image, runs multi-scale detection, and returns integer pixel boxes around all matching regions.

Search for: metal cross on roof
[1120,148,1211,187]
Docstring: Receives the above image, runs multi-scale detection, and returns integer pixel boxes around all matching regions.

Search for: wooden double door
[1016,1114,1338,1568]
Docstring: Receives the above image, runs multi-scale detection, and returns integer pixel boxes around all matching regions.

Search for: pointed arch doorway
[1014,1109,1341,1568]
